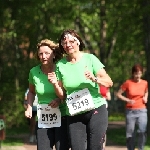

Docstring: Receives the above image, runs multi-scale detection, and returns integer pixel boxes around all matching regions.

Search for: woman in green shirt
[48,29,113,150]
[25,39,69,150]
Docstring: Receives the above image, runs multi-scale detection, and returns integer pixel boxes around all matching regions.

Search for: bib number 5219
[72,99,89,110]
[66,88,95,116]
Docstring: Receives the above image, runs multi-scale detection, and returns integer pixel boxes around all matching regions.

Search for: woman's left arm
[85,68,113,87]
[143,91,148,104]
[94,68,113,87]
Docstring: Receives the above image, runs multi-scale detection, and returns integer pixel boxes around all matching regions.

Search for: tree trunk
[143,0,150,136]
[99,0,106,64]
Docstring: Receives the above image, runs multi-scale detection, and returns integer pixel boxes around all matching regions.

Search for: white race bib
[66,88,95,116]
[37,104,61,128]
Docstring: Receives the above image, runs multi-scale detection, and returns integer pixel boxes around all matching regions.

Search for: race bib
[66,88,95,116]
[37,104,61,128]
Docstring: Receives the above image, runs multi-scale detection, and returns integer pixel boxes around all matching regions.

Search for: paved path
[1,145,127,150]
[1,144,127,150]
[1,121,127,150]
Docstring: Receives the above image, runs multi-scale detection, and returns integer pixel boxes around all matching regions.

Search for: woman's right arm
[53,80,66,101]
[116,88,135,104]
[48,72,66,101]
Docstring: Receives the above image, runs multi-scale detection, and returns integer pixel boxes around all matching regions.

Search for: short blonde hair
[36,39,63,63]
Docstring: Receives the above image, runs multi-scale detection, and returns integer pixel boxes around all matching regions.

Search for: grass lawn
[107,127,150,150]
[1,124,29,146]
[108,112,125,121]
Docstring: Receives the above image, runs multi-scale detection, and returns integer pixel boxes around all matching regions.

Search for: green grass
[108,113,125,121]
[5,124,29,136]
[107,126,126,145]
[1,137,24,146]
[1,124,29,146]
[107,127,150,150]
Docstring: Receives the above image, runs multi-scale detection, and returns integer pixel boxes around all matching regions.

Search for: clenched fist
[48,72,58,84]
[25,106,32,118]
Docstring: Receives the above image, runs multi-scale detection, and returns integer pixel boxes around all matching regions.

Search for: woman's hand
[143,96,148,104]
[48,98,61,108]
[48,72,58,84]
[84,70,95,82]
[127,99,135,104]
[25,106,32,118]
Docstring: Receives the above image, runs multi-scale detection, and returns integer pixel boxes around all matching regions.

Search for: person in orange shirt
[116,64,148,150]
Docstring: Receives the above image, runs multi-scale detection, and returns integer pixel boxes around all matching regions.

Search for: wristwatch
[94,77,98,82]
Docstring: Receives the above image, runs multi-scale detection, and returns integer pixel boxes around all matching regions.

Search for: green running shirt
[28,64,66,116]
[56,53,106,115]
